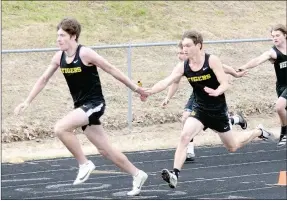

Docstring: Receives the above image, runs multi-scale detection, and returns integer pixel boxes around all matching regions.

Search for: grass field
[2,1,286,142]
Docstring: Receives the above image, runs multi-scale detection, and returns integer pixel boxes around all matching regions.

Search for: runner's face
[177,48,187,61]
[271,30,286,46]
[57,28,75,51]
[182,38,200,58]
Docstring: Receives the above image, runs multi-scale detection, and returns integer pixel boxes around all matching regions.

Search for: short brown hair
[271,24,287,38]
[57,18,81,42]
[178,41,183,49]
[182,31,203,50]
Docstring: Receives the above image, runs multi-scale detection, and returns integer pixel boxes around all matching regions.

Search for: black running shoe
[277,134,286,147]
[237,112,247,130]
[161,169,177,188]
[257,124,276,142]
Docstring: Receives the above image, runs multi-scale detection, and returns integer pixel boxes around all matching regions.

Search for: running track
[1,141,286,200]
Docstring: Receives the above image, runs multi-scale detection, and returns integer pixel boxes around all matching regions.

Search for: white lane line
[2,159,283,189]
[2,149,284,177]
[25,171,278,199]
[2,141,274,165]
[2,178,51,182]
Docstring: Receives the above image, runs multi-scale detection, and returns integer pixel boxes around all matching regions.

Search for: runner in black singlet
[162,41,248,162]
[14,17,148,196]
[143,30,275,189]
[238,24,287,147]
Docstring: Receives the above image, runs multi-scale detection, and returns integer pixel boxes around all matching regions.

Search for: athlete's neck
[65,43,79,57]
[188,51,204,64]
[275,41,286,54]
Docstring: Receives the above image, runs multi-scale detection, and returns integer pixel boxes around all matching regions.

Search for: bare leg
[54,108,89,165]
[275,97,287,126]
[174,117,203,170]
[181,111,191,126]
[84,125,138,176]
[218,129,262,152]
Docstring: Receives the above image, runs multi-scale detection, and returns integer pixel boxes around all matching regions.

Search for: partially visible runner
[143,30,275,189]
[238,24,287,147]
[162,41,248,162]
[14,17,148,196]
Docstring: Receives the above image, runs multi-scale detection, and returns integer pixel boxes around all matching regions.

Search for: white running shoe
[127,170,148,196]
[257,124,276,142]
[186,142,195,162]
[186,153,195,162]
[161,169,178,188]
[73,160,95,185]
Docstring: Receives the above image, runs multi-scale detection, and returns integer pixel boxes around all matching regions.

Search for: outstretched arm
[148,62,184,95]
[14,51,61,115]
[223,64,247,78]
[162,66,182,106]
[238,49,276,70]
[82,47,146,96]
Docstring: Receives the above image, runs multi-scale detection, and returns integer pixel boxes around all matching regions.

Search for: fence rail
[2,38,271,54]
[2,38,272,129]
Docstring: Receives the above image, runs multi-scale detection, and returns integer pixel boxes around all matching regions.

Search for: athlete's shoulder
[208,54,219,60]
[54,50,63,57]
[79,45,91,55]
[80,46,99,57]
[208,54,221,66]
[79,46,97,61]
[52,51,63,66]
[268,47,277,59]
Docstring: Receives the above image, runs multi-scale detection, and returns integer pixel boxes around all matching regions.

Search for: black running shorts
[276,85,287,100]
[78,101,106,131]
[189,106,231,133]
[184,94,195,112]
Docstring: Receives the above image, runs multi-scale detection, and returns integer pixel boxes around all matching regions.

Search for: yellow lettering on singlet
[187,74,211,82]
[61,67,82,74]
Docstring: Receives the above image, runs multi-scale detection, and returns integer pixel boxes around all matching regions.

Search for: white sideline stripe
[1,178,51,182]
[2,150,284,177]
[86,103,103,117]
[3,141,272,164]
[26,171,278,199]
[2,159,284,188]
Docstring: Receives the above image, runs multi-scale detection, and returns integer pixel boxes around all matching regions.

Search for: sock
[232,115,240,124]
[80,161,90,167]
[190,138,194,142]
[133,170,140,177]
[281,126,287,135]
[173,168,180,178]
[230,117,234,125]
[187,142,194,154]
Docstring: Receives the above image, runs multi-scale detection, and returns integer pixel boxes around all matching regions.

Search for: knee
[54,122,67,138]
[97,147,109,158]
[179,132,192,146]
[275,100,286,114]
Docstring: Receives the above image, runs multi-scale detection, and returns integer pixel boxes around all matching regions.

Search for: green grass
[2,1,286,48]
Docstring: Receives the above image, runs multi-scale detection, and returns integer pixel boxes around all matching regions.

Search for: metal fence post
[127,43,132,130]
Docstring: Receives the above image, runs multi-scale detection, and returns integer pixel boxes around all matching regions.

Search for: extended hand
[235,69,248,78]
[136,87,151,102]
[161,98,170,108]
[204,87,221,97]
[135,87,150,97]
[14,102,29,115]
